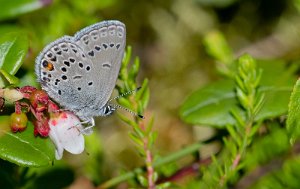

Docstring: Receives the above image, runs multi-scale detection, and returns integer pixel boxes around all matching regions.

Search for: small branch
[98,142,202,188]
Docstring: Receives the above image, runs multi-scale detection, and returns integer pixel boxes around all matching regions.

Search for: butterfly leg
[79,118,95,135]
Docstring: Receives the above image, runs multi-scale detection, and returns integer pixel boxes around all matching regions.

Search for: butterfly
[35,20,126,132]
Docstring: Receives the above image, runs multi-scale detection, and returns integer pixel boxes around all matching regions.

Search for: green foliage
[180,30,300,188]
[0,31,29,87]
[287,78,300,144]
[180,59,294,128]
[0,15,54,168]
[0,0,47,21]
[0,116,55,167]
[1,0,300,188]
[116,46,158,187]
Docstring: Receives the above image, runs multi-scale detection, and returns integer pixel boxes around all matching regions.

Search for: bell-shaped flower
[48,111,85,160]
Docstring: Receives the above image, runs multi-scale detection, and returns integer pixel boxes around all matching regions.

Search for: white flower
[48,111,85,160]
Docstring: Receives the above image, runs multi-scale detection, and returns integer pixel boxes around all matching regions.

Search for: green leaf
[287,78,300,144]
[0,0,48,21]
[0,31,29,87]
[0,32,29,75]
[0,116,55,167]
[203,30,233,64]
[0,69,19,85]
[180,79,238,127]
[180,60,295,127]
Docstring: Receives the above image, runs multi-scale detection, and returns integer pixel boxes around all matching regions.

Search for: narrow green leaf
[0,69,19,86]
[148,131,158,148]
[128,132,144,147]
[226,124,241,147]
[0,116,55,167]
[145,115,154,135]
[287,78,300,144]
[128,57,140,81]
[137,175,148,187]
[117,112,138,127]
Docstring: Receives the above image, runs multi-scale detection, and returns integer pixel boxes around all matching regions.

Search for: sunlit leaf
[0,116,55,167]
[180,60,295,127]
[0,0,51,21]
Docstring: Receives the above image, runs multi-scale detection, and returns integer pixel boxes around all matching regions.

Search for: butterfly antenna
[109,87,144,119]
[109,87,142,102]
[111,103,144,119]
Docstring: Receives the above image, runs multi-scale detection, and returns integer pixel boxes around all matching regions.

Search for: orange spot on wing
[47,62,54,71]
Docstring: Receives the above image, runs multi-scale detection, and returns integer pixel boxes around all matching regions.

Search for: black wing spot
[88,50,94,57]
[77,87,81,91]
[102,43,108,49]
[78,62,83,68]
[51,57,57,62]
[42,60,48,67]
[48,74,52,78]
[73,75,82,79]
[57,51,62,55]
[88,81,93,86]
[55,79,60,85]
[83,35,89,45]
[46,52,53,58]
[69,58,75,63]
[86,66,91,71]
[102,62,111,68]
[95,46,101,51]
[61,67,67,72]
[72,48,78,53]
[116,44,121,49]
[62,75,67,80]
[58,90,62,95]
[63,61,70,67]
[109,43,114,48]
[61,44,67,48]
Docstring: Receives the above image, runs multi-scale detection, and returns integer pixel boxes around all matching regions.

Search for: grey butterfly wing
[35,21,126,119]
[74,20,126,113]
[35,36,99,117]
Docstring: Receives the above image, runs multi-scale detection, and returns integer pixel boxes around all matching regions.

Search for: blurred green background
[1,0,300,188]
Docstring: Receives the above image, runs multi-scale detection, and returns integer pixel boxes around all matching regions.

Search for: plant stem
[98,142,202,188]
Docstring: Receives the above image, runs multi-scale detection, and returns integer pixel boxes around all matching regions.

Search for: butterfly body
[35,20,126,125]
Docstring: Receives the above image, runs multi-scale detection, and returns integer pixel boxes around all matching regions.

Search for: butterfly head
[103,104,116,116]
